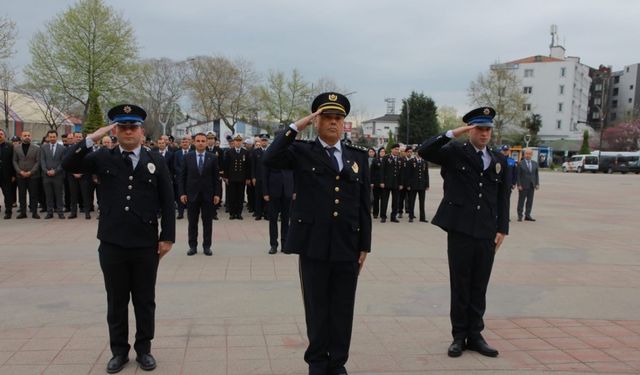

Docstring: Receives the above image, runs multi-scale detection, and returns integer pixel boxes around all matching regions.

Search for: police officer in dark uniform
[379,143,403,223]
[63,104,175,373]
[500,145,517,220]
[404,146,430,222]
[223,134,251,219]
[263,92,372,375]
[0,129,16,219]
[418,107,509,359]
[251,134,269,220]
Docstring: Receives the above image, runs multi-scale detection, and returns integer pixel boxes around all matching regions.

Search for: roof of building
[362,113,401,124]
[0,91,75,126]
[507,55,564,64]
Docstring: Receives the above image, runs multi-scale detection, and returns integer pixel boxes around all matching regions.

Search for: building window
[613,88,619,96]
[557,120,562,129]
[592,112,600,119]
[558,103,563,112]
[522,103,531,111]
[630,98,633,103]
[524,69,534,78]
[594,98,601,105]
[523,86,532,94]
[594,83,602,91]
[612,100,618,108]
[631,85,635,90]
[560,85,565,94]
[560,67,566,77]
[626,66,630,73]
[614,76,620,84]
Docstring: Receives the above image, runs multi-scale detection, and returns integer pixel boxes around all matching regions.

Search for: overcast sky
[5,0,640,119]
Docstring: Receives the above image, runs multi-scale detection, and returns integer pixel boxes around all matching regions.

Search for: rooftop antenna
[384,98,396,114]
[550,24,558,48]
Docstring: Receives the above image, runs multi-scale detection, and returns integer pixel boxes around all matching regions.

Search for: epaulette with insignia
[345,143,368,153]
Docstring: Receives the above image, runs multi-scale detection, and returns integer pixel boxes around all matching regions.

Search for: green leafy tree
[386,129,397,153]
[24,0,138,120]
[468,65,527,144]
[523,113,542,146]
[397,91,439,145]
[579,130,591,154]
[437,105,461,132]
[83,89,105,134]
[258,69,311,127]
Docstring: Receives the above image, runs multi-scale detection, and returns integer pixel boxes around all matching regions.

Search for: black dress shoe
[372,215,378,219]
[106,355,129,373]
[398,213,403,218]
[136,353,156,371]
[85,213,91,219]
[380,218,386,223]
[255,216,262,221]
[176,214,184,220]
[524,216,536,221]
[213,215,218,220]
[68,213,77,219]
[466,337,499,357]
[390,218,399,223]
[517,217,523,222]
[419,219,429,222]
[3,213,11,219]
[229,215,236,220]
[58,213,65,219]
[16,212,27,219]
[187,248,197,256]
[268,246,277,254]
[32,213,41,219]
[447,339,465,357]
[45,213,54,219]
[237,215,243,220]
[408,218,414,223]
[203,248,213,256]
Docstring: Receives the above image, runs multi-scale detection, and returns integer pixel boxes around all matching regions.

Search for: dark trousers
[43,174,64,214]
[17,176,39,214]
[380,188,399,219]
[254,180,267,218]
[1,179,15,213]
[506,188,513,219]
[174,182,186,217]
[67,175,82,214]
[268,195,290,248]
[187,194,214,249]
[63,173,71,211]
[447,231,495,341]
[247,184,255,212]
[398,189,407,214]
[228,181,245,216]
[517,187,535,218]
[407,189,426,220]
[98,242,159,356]
[80,177,96,214]
[372,186,382,217]
[299,256,359,375]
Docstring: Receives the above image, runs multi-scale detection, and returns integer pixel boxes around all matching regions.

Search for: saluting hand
[158,241,172,259]
[451,125,477,138]
[88,124,116,143]
[293,109,323,132]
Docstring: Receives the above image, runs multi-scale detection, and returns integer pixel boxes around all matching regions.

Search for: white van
[561,155,599,173]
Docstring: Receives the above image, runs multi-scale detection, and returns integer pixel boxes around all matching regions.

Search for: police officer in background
[251,135,269,220]
[500,145,517,220]
[223,134,251,219]
[418,107,508,359]
[63,104,175,373]
[263,92,371,375]
[404,146,430,223]
[379,143,403,223]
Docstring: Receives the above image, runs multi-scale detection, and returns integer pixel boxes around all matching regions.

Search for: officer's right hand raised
[88,124,116,143]
[451,125,477,138]
[294,109,323,132]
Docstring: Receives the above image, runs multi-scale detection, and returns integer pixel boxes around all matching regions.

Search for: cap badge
[495,163,501,174]
[328,94,337,101]
[147,163,156,174]
[352,161,359,173]
[123,106,132,114]
[483,108,490,115]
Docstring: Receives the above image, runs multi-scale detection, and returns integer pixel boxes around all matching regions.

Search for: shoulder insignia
[345,143,368,153]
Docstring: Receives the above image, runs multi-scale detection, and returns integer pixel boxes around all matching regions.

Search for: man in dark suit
[500,145,518,220]
[379,143,403,223]
[370,147,385,219]
[173,136,192,219]
[516,148,540,222]
[251,135,269,220]
[40,130,66,219]
[223,134,250,219]
[404,147,430,223]
[178,133,221,256]
[154,137,174,179]
[263,159,294,254]
[63,104,175,374]
[418,107,509,359]
[12,131,41,219]
[263,92,372,375]
[0,129,16,219]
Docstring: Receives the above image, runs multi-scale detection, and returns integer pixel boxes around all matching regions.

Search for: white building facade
[609,63,640,123]
[361,114,400,145]
[504,44,592,141]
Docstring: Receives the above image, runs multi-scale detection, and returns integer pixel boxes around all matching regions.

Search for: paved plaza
[0,171,639,375]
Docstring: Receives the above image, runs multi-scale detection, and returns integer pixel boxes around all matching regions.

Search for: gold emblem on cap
[495,163,502,174]
[123,106,132,114]
[328,94,338,101]
[483,108,490,115]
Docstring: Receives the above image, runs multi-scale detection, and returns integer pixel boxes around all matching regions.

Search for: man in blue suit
[178,133,221,256]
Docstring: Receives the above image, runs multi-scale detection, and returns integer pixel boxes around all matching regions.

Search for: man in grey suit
[41,130,66,219]
[516,148,540,222]
[12,131,41,219]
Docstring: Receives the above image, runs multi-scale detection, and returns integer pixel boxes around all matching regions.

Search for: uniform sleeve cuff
[85,138,95,148]
[445,130,454,138]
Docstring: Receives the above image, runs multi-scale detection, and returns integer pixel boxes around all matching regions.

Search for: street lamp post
[524,134,531,148]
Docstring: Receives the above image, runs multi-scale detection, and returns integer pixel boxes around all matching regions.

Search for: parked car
[610,159,640,174]
[562,155,599,173]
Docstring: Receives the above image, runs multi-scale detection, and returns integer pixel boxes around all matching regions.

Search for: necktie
[50,144,55,155]
[325,147,339,172]
[477,150,484,170]
[122,151,134,171]
[527,160,532,171]
[198,154,204,173]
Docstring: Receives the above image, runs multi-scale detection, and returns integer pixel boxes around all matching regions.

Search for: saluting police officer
[263,92,372,375]
[63,104,175,373]
[418,107,509,359]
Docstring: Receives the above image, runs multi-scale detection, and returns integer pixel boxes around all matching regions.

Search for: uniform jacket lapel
[313,138,340,172]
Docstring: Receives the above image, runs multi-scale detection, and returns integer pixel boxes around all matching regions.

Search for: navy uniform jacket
[223,148,250,182]
[380,154,403,188]
[263,166,294,199]
[0,142,15,183]
[251,147,266,180]
[173,149,190,182]
[178,152,222,201]
[370,157,382,186]
[418,133,509,240]
[62,141,176,248]
[404,157,430,190]
[262,129,372,261]
[154,149,175,178]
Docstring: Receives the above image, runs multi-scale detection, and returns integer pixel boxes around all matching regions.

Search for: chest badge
[495,163,501,174]
[352,161,359,173]
[147,163,156,174]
